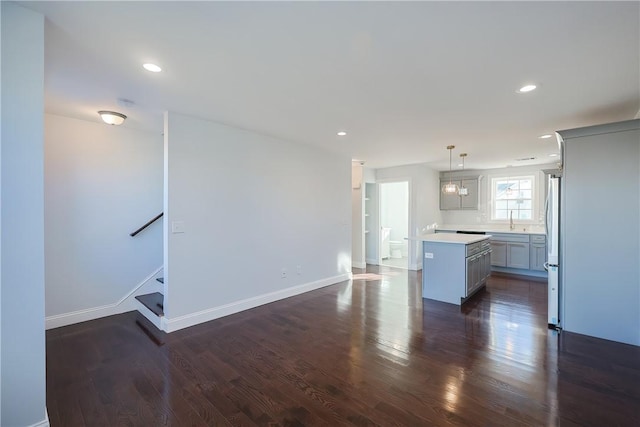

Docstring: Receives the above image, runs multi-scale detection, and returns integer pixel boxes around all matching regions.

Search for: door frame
[376,178,412,268]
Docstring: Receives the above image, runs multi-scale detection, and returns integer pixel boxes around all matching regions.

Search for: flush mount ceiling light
[442,145,460,195]
[98,111,127,126]
[337,131,347,136]
[458,153,469,196]
[517,84,537,93]
[549,153,559,157]
[539,134,553,139]
[143,63,162,73]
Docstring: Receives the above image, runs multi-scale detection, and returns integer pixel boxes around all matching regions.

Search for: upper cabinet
[439,178,479,210]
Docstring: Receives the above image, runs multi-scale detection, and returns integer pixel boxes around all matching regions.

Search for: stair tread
[135,292,164,317]
[156,277,164,284]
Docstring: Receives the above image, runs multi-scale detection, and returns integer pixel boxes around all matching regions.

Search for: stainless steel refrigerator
[545,174,560,329]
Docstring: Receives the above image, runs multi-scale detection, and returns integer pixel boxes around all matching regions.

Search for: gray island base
[413,234,492,305]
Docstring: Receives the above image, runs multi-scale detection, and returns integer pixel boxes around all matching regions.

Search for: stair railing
[130,212,163,237]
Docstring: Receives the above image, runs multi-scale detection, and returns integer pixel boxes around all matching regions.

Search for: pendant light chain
[459,153,468,196]
[442,145,460,195]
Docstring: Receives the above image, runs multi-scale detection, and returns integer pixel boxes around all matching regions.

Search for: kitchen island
[413,233,492,305]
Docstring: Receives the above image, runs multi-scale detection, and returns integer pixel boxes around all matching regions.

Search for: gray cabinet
[483,249,492,280]
[465,240,491,297]
[530,235,547,271]
[490,233,530,269]
[490,241,507,267]
[507,242,530,269]
[439,178,478,210]
[461,179,479,209]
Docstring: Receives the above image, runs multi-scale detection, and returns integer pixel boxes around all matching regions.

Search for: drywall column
[560,121,640,345]
[1,3,47,426]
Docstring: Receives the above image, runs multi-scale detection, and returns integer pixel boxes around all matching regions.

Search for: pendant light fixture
[459,153,468,196]
[442,145,460,195]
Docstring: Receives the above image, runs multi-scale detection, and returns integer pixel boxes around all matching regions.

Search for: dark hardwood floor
[46,266,640,426]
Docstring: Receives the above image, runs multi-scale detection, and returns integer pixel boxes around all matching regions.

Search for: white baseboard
[352,261,366,269]
[45,266,163,329]
[28,409,49,427]
[410,261,422,271]
[163,273,351,333]
[365,258,378,265]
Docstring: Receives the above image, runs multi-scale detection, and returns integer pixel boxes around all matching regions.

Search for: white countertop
[410,233,491,244]
[436,224,545,235]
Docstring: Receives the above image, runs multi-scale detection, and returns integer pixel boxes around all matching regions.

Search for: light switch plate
[172,221,185,233]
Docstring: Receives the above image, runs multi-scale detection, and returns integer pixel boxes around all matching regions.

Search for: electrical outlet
[281,268,287,279]
[296,265,302,275]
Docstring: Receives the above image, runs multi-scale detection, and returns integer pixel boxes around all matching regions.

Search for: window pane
[492,175,535,221]
[495,181,510,198]
[518,210,532,220]
[495,210,508,219]
[519,189,532,199]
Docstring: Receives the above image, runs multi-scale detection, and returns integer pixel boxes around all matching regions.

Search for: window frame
[490,175,536,223]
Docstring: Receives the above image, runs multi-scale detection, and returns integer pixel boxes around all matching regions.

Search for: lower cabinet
[465,248,491,297]
[490,233,546,273]
[530,243,547,271]
[507,242,530,269]
[490,234,530,269]
[490,242,507,267]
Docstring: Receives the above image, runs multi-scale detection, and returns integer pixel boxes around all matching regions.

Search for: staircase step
[135,312,165,346]
[135,292,164,317]
[156,277,164,284]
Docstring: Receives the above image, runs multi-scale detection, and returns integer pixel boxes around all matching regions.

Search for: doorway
[379,181,409,269]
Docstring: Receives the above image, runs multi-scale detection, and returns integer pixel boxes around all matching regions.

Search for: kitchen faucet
[510,210,515,230]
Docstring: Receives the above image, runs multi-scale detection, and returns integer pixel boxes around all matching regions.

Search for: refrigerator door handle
[544,185,550,241]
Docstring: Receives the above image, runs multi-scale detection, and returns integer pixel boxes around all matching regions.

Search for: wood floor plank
[47,266,640,426]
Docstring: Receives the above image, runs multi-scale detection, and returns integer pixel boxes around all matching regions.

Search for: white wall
[440,163,557,226]
[44,114,163,327]
[351,162,365,268]
[1,3,47,426]
[163,112,351,331]
[376,164,442,270]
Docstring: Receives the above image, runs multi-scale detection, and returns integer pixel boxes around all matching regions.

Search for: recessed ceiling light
[539,134,553,139]
[457,163,464,167]
[337,131,347,136]
[143,63,162,73]
[517,84,537,93]
[549,153,559,157]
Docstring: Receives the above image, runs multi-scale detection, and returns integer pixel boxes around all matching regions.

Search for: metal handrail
[130,212,163,237]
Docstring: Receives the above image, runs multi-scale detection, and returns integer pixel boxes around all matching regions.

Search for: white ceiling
[23,1,640,170]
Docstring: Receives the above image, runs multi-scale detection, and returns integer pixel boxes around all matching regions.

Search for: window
[491,176,534,221]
